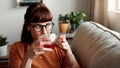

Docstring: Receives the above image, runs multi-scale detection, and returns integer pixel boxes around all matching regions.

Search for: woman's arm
[8,41,46,68]
[8,42,33,68]
[20,40,52,68]
[20,56,33,68]
[64,50,81,68]
[20,40,45,68]
[8,42,22,68]
[55,35,81,68]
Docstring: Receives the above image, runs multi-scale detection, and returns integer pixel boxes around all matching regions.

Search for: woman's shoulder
[10,41,29,53]
[11,41,23,47]
[10,41,28,49]
[9,41,29,61]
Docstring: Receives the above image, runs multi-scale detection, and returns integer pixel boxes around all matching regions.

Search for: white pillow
[71,21,120,68]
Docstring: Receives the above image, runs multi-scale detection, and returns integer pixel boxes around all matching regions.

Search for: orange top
[8,41,69,68]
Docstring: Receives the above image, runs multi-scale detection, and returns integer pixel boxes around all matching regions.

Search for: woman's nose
[41,27,47,34]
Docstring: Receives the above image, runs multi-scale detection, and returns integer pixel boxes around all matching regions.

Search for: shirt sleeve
[8,42,23,68]
[55,48,70,68]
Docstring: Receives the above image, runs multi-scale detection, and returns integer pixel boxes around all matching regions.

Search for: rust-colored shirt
[8,41,69,68]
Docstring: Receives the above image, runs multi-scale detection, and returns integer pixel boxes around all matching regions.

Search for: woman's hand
[55,34,71,52]
[55,35,81,68]
[26,39,52,59]
[20,39,53,68]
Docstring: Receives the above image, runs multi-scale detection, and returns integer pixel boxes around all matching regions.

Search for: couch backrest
[71,21,120,68]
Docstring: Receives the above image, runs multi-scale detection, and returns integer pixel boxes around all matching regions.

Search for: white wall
[0,0,88,44]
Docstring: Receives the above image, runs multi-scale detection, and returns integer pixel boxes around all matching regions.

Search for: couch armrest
[71,21,120,68]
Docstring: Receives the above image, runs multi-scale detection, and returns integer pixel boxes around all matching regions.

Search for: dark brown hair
[21,3,53,43]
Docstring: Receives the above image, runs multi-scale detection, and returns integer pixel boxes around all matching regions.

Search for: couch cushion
[71,21,120,68]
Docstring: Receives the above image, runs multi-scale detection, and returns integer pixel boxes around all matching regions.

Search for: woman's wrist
[20,55,33,68]
[66,50,73,55]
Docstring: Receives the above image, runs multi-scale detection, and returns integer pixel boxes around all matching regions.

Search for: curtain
[88,0,95,21]
[88,0,110,27]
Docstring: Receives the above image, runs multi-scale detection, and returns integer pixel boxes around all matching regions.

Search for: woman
[8,3,80,68]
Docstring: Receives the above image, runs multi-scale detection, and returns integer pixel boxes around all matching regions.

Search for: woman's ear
[25,23,31,31]
[27,25,31,31]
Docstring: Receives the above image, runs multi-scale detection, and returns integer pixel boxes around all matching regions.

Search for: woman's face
[29,21,53,40]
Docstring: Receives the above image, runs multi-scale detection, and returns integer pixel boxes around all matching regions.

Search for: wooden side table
[0,58,8,68]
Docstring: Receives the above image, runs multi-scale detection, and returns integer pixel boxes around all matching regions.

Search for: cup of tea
[38,33,57,49]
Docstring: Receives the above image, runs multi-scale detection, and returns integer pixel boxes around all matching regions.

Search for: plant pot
[69,21,77,33]
[0,45,8,57]
[58,21,69,33]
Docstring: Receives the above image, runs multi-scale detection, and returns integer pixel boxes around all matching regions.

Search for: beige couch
[71,21,120,68]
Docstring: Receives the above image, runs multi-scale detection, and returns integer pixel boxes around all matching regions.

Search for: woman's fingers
[28,38,54,59]
[42,48,53,51]
[31,40,40,48]
[33,47,52,56]
[55,34,71,51]
[34,48,45,54]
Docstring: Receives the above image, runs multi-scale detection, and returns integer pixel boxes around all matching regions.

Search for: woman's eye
[35,25,40,28]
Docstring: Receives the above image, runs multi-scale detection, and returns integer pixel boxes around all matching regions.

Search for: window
[108,0,120,12]
[116,0,120,11]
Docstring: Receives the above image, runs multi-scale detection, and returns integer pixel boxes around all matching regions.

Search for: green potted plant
[58,14,70,33]
[69,11,87,33]
[58,14,69,24]
[0,35,8,57]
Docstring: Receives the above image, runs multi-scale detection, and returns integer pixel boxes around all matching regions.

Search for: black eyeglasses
[31,22,54,32]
